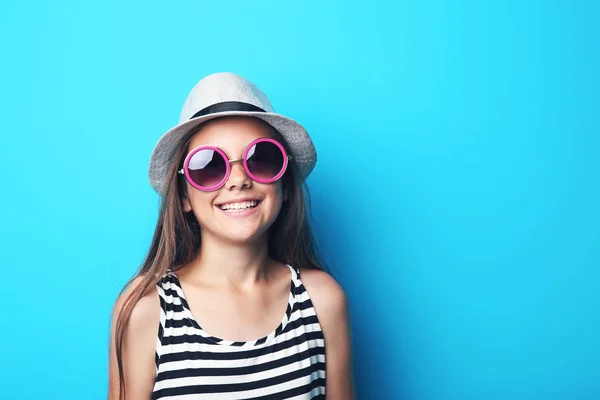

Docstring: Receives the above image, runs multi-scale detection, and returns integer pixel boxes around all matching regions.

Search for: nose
[226,159,252,190]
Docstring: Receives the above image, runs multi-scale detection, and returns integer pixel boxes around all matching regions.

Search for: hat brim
[148,111,317,195]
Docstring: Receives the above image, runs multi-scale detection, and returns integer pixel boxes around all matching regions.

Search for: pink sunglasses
[178,137,291,191]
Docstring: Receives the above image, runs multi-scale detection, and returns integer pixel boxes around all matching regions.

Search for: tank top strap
[286,264,302,295]
[291,264,302,277]
[154,269,189,313]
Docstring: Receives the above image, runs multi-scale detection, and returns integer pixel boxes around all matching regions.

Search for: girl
[108,73,354,399]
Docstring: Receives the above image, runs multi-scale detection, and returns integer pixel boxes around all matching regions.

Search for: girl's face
[182,117,285,245]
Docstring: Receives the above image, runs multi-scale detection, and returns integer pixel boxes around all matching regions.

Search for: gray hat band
[189,101,266,120]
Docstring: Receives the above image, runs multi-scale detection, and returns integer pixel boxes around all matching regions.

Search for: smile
[217,200,261,212]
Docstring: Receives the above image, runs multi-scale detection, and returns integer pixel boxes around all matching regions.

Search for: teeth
[219,201,258,211]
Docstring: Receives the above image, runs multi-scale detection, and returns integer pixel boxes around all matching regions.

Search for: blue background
[1,1,598,399]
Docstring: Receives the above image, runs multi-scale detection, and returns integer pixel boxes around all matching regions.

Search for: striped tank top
[152,265,326,399]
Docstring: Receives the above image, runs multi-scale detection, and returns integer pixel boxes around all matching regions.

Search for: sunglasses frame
[178,137,292,191]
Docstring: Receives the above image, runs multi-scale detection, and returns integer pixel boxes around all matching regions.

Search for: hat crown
[178,72,275,123]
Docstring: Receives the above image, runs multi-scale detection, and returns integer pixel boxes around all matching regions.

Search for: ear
[283,187,290,202]
[182,195,192,212]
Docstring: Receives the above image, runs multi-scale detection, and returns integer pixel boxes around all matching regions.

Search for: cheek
[268,183,285,215]
[186,188,217,214]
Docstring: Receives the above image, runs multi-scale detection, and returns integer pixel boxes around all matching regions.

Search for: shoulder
[299,268,349,328]
[112,275,160,331]
[113,275,159,316]
[299,268,346,304]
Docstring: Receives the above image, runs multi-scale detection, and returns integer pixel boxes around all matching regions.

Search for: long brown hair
[110,117,326,399]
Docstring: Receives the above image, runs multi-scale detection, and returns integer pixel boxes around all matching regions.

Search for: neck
[186,233,275,285]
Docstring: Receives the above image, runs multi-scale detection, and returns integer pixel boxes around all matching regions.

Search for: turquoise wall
[1,1,598,398]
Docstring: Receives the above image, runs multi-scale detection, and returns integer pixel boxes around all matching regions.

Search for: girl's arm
[108,277,160,400]
[301,269,355,400]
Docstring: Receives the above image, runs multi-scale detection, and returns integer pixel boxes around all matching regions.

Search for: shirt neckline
[168,264,297,347]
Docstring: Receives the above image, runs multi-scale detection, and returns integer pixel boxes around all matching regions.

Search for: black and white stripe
[152,265,326,399]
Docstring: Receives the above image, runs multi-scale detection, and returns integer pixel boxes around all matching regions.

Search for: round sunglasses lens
[188,149,227,188]
[246,141,285,181]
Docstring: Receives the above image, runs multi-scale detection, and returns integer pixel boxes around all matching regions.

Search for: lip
[216,199,262,218]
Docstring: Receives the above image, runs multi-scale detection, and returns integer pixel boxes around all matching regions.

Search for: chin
[209,219,269,243]
[200,206,281,245]
[220,229,267,245]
